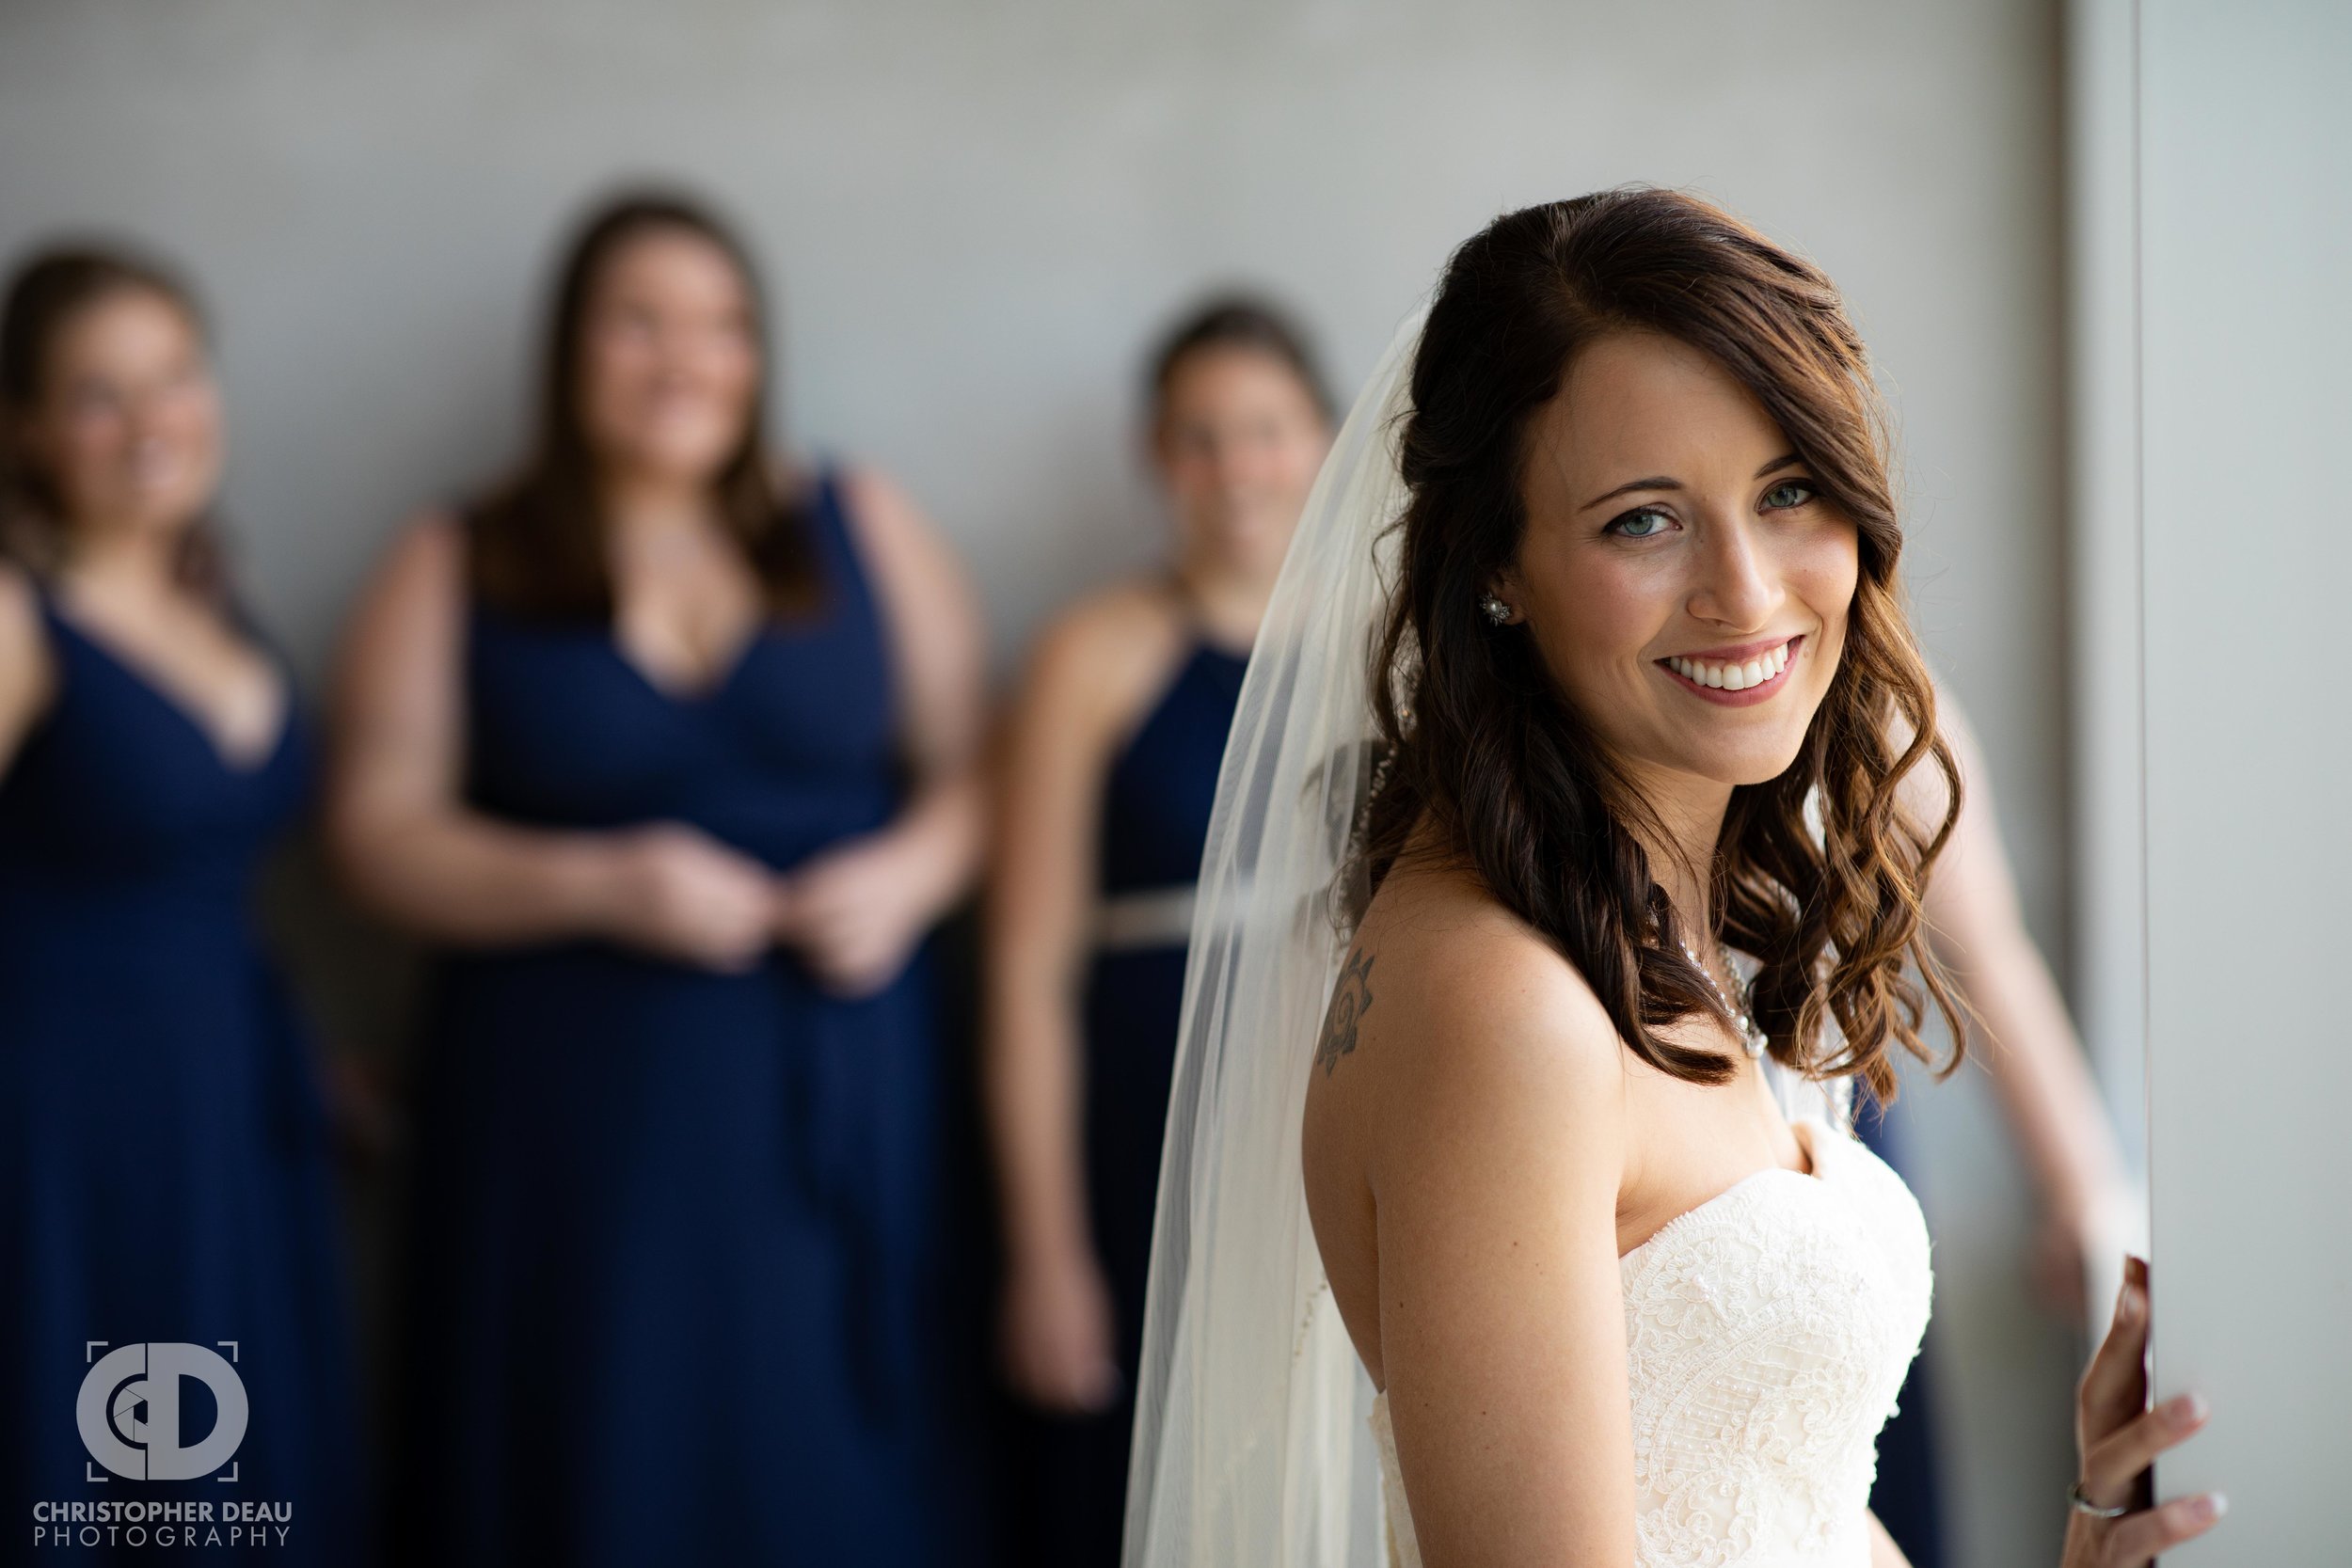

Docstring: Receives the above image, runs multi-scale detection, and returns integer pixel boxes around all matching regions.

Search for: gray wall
[2139,3,2350,1558]
[0,4,2077,1561]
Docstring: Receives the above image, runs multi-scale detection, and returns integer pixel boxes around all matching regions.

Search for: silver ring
[2067,1480,2130,1519]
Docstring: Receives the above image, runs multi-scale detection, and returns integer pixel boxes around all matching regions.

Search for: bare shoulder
[836,463,921,530]
[838,465,914,550]
[334,508,467,697]
[1340,862,1625,1082]
[834,463,981,634]
[1015,577,1192,739]
[0,561,57,767]
[1307,860,1629,1177]
[837,464,958,574]
[0,559,41,647]
[1888,677,1980,832]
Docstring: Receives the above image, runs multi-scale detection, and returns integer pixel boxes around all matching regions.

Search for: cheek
[1230,443,1295,498]
[49,416,135,496]
[59,417,124,470]
[1527,554,1669,701]
[1161,451,1218,506]
[163,385,224,453]
[1276,436,1327,496]
[1801,531,1862,657]
[691,336,759,408]
[579,341,644,425]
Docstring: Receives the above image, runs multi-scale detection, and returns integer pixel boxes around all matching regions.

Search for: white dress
[1367,1097,1932,1568]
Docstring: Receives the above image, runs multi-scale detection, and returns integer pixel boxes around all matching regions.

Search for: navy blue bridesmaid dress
[1854,1092,1947,1568]
[1021,634,1246,1568]
[392,473,955,1567]
[0,584,360,1565]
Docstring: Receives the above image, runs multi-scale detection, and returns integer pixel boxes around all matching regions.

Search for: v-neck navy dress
[0,584,360,1566]
[391,474,953,1566]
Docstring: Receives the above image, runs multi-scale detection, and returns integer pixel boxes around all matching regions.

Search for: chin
[626,436,738,481]
[104,489,204,538]
[1714,740,1810,789]
[1199,513,1286,566]
[1652,729,1810,791]
[145,503,207,540]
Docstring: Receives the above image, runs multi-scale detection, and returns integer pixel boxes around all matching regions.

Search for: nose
[1686,512,1780,631]
[121,387,175,448]
[1200,435,1257,495]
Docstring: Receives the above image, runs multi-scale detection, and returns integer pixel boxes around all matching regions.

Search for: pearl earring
[1479,593,1513,626]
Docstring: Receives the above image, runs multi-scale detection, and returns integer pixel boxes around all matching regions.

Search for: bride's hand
[2060,1256,2224,1566]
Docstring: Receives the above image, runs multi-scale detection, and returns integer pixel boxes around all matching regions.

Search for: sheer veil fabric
[1121,313,1422,1568]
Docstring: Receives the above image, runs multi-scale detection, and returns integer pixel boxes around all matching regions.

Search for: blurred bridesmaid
[329,193,986,1565]
[0,248,359,1562]
[983,298,1332,1564]
[1855,695,2136,1568]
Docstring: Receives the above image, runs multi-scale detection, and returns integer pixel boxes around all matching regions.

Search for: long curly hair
[1355,189,1963,1102]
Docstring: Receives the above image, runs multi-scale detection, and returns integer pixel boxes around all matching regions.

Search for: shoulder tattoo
[1315,947,1376,1076]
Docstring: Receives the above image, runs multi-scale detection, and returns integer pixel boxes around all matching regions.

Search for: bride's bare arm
[1355,894,1637,1567]
[1867,1512,1913,1566]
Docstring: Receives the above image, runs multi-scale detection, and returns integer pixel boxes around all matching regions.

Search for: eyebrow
[1577,451,1805,513]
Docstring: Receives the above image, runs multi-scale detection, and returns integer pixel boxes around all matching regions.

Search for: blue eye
[1763,480,1818,510]
[1609,506,1672,538]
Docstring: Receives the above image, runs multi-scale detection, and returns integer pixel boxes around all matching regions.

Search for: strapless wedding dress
[1367,1108,1931,1567]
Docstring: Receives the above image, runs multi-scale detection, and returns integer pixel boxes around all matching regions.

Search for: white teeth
[1669,640,1794,692]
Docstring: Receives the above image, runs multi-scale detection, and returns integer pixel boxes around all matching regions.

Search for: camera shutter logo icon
[76,1343,248,1481]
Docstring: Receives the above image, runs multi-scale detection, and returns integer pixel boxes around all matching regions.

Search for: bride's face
[1498,329,1858,791]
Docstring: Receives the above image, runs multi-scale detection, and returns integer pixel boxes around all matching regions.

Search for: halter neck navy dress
[1021,635,1247,1568]
[392,473,953,1567]
[0,585,359,1566]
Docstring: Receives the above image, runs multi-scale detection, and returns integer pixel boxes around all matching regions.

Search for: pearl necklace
[1677,931,1770,1059]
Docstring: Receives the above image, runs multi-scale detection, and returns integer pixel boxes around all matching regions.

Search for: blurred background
[0,3,2139,1564]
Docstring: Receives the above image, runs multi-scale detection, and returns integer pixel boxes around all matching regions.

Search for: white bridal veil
[1120,310,1423,1568]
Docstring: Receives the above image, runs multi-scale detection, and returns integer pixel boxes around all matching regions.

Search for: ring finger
[2082,1395,2208,1508]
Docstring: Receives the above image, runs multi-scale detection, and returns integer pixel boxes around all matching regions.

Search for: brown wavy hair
[1356,188,1963,1102]
[0,245,225,594]
[467,189,818,620]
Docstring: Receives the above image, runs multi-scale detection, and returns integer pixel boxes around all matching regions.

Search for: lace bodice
[1368,1110,1931,1567]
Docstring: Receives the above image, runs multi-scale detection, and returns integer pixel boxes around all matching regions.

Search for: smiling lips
[1660,636,1803,703]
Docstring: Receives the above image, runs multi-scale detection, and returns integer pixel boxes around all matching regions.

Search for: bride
[1120,190,2220,1568]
